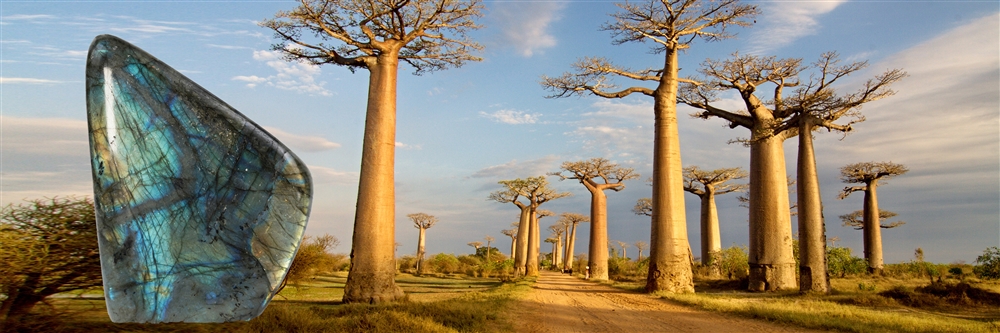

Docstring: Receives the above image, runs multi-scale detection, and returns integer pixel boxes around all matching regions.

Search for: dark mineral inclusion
[85,34,312,323]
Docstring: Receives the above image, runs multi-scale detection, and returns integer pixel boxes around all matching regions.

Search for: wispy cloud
[395,142,423,150]
[480,109,541,124]
[262,126,341,152]
[234,49,331,96]
[1,14,55,20]
[489,2,565,57]
[207,43,251,50]
[747,0,846,54]
[0,77,63,84]
[470,155,561,179]
[308,166,359,185]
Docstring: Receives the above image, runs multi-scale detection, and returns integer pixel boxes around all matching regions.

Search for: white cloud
[1,14,54,20]
[489,2,565,57]
[236,49,331,96]
[0,77,62,84]
[747,1,846,54]
[207,43,251,50]
[395,142,423,150]
[308,166,358,185]
[262,126,341,152]
[470,155,561,179]
[480,109,541,124]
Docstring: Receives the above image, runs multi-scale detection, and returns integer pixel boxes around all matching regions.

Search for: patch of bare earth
[512,271,827,333]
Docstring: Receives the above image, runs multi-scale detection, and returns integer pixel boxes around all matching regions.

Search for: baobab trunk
[344,53,405,303]
[515,206,531,276]
[416,227,427,275]
[797,124,830,293]
[700,189,722,277]
[589,189,610,280]
[565,223,578,272]
[646,48,694,293]
[527,210,541,276]
[746,125,797,292]
[554,235,563,268]
[863,183,883,274]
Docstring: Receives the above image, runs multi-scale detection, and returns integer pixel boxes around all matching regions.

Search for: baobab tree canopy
[841,210,906,230]
[261,0,484,74]
[839,161,910,190]
[408,212,438,229]
[682,166,748,195]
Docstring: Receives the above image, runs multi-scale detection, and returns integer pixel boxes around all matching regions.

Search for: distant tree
[501,222,518,259]
[839,161,909,274]
[490,181,532,276]
[531,209,557,275]
[0,197,102,323]
[542,0,756,293]
[634,241,648,262]
[615,240,629,259]
[840,210,905,230]
[544,237,559,268]
[490,177,570,277]
[263,0,484,304]
[559,212,590,272]
[682,166,747,277]
[285,234,341,287]
[408,213,439,275]
[828,236,841,247]
[975,247,1000,280]
[551,157,639,280]
[468,241,483,253]
[547,222,566,268]
[484,235,495,263]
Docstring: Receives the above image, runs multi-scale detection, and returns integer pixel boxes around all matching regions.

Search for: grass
[6,272,532,333]
[607,276,1000,333]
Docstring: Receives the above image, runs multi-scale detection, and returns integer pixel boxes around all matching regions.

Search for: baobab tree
[839,161,909,274]
[530,209,557,275]
[408,213,438,275]
[551,157,639,280]
[548,223,566,268]
[541,0,756,293]
[468,241,483,253]
[616,240,630,259]
[501,223,518,259]
[787,52,905,293]
[683,166,747,276]
[634,241,648,262]
[490,177,569,276]
[484,235,495,263]
[841,210,905,230]
[560,212,590,273]
[263,0,484,303]
[544,237,559,268]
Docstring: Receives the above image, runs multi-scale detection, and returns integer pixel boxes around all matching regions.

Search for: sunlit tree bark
[682,166,747,277]
[559,213,590,273]
[541,0,756,293]
[263,0,483,303]
[408,213,438,276]
[490,177,569,277]
[501,223,518,259]
[839,162,909,275]
[551,158,639,281]
[634,241,648,262]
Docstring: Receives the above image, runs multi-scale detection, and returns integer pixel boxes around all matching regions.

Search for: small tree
[634,241,648,262]
[682,166,747,276]
[263,0,484,304]
[484,235,495,263]
[551,157,639,280]
[468,241,483,253]
[839,161,908,274]
[501,223,518,259]
[975,247,1000,280]
[559,212,590,273]
[408,213,439,275]
[0,197,102,323]
[285,234,341,287]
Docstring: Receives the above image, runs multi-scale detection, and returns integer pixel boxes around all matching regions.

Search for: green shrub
[975,247,1000,279]
[827,246,867,277]
[718,245,749,280]
[429,253,460,274]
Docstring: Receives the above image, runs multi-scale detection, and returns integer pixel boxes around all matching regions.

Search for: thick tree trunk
[565,223,578,272]
[514,204,530,276]
[589,189,609,280]
[344,53,404,303]
[416,227,427,275]
[646,47,694,293]
[797,124,830,293]
[527,209,541,276]
[863,183,883,274]
[555,235,563,268]
[747,130,797,292]
[700,190,722,277]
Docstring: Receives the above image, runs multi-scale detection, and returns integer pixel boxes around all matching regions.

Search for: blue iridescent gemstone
[85,34,312,323]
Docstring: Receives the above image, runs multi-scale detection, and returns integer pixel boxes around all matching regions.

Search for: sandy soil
[511,270,827,333]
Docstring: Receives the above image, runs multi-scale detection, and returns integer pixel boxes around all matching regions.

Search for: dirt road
[511,271,824,333]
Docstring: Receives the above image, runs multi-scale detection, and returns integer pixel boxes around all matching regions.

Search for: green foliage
[475,247,503,260]
[429,253,461,274]
[718,245,749,280]
[827,246,867,278]
[974,247,1000,280]
[284,234,341,287]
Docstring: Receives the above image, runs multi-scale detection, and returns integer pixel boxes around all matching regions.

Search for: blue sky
[2,1,997,264]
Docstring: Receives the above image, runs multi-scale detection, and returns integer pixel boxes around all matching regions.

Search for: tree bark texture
[646,48,694,293]
[510,239,517,260]
[588,189,610,280]
[344,53,405,303]
[416,227,427,275]
[555,235,563,268]
[527,210,541,276]
[863,183,883,274]
[700,190,722,277]
[747,130,797,292]
[797,125,830,293]
[565,222,578,272]
[514,204,531,276]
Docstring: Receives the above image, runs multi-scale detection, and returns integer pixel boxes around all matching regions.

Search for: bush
[429,253,461,274]
[827,246,867,278]
[718,245,749,280]
[975,247,1000,279]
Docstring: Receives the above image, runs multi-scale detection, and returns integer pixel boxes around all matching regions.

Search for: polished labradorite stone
[85,34,312,323]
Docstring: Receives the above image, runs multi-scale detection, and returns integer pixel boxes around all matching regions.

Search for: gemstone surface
[85,34,312,323]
